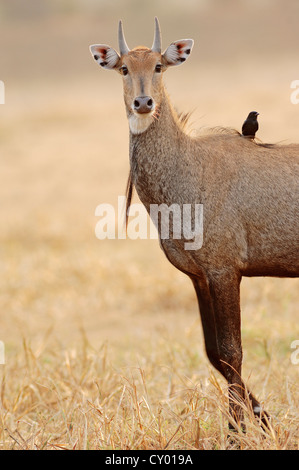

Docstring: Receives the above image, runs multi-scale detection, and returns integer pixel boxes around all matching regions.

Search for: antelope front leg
[193,269,270,432]
[208,270,245,429]
[192,272,245,429]
[208,271,271,430]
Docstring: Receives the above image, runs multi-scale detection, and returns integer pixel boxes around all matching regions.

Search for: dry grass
[1,236,298,450]
[1,328,299,450]
[1,1,299,450]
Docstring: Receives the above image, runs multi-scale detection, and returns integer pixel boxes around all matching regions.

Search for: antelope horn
[151,17,161,53]
[118,20,130,56]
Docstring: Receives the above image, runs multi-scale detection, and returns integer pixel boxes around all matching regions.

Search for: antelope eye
[155,63,162,73]
[120,65,128,76]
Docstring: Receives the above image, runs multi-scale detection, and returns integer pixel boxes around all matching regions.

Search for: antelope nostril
[134,96,154,114]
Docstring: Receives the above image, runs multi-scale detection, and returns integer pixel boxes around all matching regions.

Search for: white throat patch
[129,113,153,135]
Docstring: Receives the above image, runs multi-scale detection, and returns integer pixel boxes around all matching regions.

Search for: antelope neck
[129,88,184,159]
[128,88,190,208]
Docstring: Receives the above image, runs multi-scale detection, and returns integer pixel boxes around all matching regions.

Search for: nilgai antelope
[90,18,299,431]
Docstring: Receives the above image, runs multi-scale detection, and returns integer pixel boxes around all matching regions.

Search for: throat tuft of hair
[125,170,134,230]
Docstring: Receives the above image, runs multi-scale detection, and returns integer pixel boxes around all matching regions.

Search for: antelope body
[90,19,299,430]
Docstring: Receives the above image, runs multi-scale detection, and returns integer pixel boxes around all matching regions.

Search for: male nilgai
[90,18,299,429]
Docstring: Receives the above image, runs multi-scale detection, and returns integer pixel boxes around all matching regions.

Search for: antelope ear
[90,44,121,70]
[162,39,194,67]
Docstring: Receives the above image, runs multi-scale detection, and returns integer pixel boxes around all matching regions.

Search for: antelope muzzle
[133,96,154,114]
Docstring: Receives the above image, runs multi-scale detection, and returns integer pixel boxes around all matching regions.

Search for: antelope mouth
[129,103,160,134]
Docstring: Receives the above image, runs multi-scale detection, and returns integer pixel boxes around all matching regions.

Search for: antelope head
[90,18,194,134]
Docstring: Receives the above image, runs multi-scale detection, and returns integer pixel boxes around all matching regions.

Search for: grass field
[0,1,299,450]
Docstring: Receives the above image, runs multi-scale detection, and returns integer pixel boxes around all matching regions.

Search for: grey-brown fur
[90,19,299,430]
[130,88,299,277]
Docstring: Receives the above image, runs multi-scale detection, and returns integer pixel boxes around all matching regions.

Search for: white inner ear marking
[90,45,120,69]
[105,48,120,68]
[163,39,194,66]
[164,44,179,63]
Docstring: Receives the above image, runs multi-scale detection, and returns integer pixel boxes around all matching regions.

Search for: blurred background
[1,0,298,357]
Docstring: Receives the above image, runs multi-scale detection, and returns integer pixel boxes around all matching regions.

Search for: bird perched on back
[242,111,259,139]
